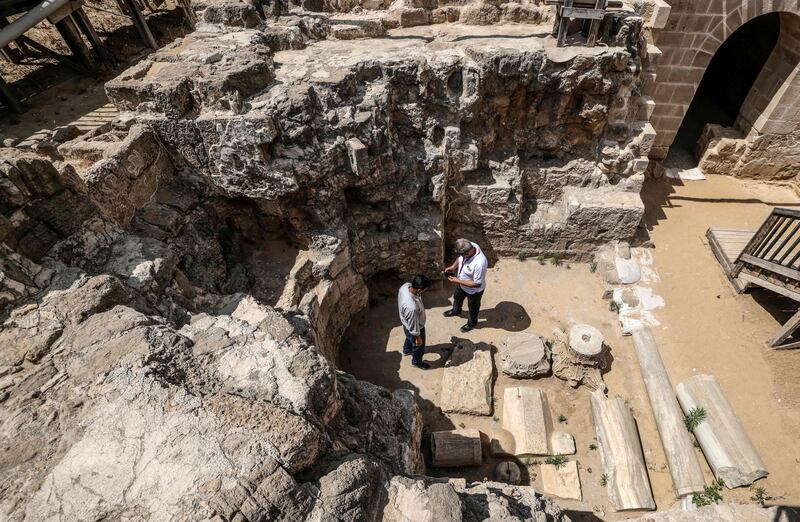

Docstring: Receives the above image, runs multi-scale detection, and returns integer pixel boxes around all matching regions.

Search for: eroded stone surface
[440,338,494,415]
[551,430,576,455]
[500,331,551,378]
[541,460,582,501]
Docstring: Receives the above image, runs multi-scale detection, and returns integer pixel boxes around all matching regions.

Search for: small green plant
[589,260,598,273]
[683,407,707,432]
[550,253,562,266]
[538,254,546,265]
[557,414,568,424]
[517,252,527,261]
[546,455,568,469]
[692,479,725,507]
[751,486,770,506]
[693,438,701,449]
[521,457,533,465]
[609,300,618,312]
[600,474,609,487]
[589,443,598,451]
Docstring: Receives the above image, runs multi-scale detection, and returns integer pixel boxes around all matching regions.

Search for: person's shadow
[478,301,531,331]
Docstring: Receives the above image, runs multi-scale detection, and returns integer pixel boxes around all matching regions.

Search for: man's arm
[447,258,485,288]
[447,275,481,287]
[401,305,423,345]
[444,258,459,273]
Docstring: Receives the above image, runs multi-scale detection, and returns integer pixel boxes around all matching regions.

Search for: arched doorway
[667,13,781,165]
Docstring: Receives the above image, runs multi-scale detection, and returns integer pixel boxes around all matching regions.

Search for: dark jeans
[452,286,484,327]
[403,326,426,365]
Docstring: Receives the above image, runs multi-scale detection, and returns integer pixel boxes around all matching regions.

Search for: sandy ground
[640,174,800,509]
[342,174,800,519]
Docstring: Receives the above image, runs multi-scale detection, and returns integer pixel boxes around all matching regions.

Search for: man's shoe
[460,323,476,332]
[402,350,412,356]
[443,310,460,317]
[412,361,431,370]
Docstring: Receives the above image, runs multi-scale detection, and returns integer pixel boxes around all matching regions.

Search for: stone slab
[541,460,582,501]
[550,431,576,456]
[440,339,493,415]
[502,386,548,455]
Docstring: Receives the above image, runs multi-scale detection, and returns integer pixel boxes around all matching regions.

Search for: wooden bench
[708,208,800,349]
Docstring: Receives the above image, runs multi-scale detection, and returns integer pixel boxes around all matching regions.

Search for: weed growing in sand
[550,254,562,266]
[692,479,725,507]
[600,474,609,487]
[683,407,707,432]
[538,254,546,265]
[517,252,526,261]
[751,486,770,506]
[589,260,598,273]
[589,443,597,451]
[557,414,567,424]
[546,455,568,469]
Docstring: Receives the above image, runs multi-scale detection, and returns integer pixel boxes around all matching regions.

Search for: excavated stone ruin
[0,1,654,519]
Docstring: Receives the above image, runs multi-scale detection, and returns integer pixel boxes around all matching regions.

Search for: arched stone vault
[649,1,800,161]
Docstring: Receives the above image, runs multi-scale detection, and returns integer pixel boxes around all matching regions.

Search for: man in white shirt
[443,238,488,332]
[397,274,432,369]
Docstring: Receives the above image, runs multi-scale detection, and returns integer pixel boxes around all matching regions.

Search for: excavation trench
[0,10,660,520]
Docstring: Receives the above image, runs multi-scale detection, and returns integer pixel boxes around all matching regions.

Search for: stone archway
[649,1,800,180]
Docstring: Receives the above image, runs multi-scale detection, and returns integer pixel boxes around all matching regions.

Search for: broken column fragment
[631,326,705,497]
[676,374,768,488]
[431,429,483,468]
[590,393,655,511]
[440,338,493,415]
[552,324,608,390]
[500,331,551,378]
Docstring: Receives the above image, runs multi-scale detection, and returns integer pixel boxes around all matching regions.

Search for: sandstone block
[541,460,582,501]
[500,331,551,378]
[440,338,493,415]
[550,431,576,456]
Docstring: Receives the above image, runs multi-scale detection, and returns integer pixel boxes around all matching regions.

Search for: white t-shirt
[457,242,488,295]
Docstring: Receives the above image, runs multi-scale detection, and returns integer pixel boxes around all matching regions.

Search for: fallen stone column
[676,374,768,488]
[630,326,705,497]
[431,429,482,467]
[590,393,655,511]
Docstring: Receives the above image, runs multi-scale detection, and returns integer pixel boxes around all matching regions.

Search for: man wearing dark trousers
[398,275,432,369]
[443,238,488,332]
